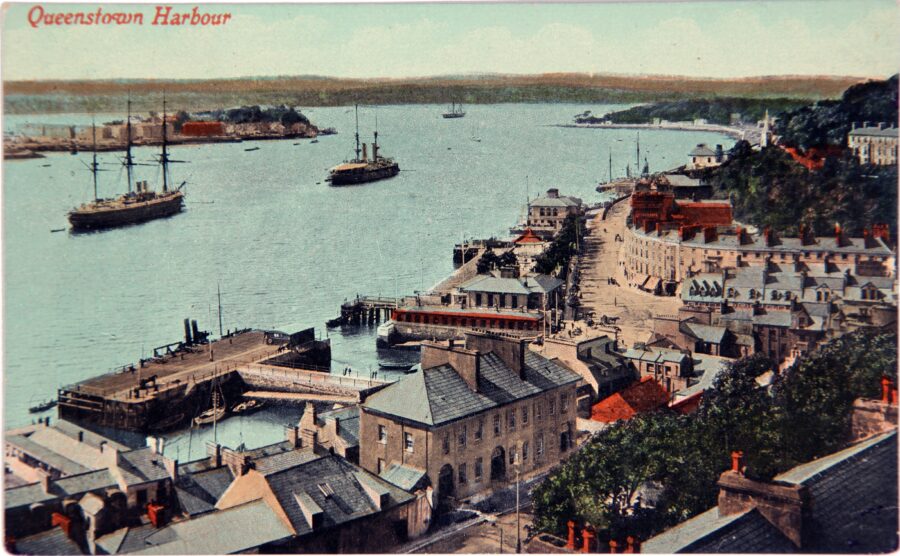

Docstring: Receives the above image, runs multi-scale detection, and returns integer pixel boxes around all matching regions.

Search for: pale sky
[1,1,898,81]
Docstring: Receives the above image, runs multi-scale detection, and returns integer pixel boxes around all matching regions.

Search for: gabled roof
[514,228,544,244]
[590,377,669,423]
[642,507,795,553]
[261,455,414,537]
[174,466,235,517]
[529,194,582,208]
[848,125,898,138]
[13,526,85,555]
[681,322,728,344]
[132,500,293,554]
[364,350,580,427]
[460,275,531,295]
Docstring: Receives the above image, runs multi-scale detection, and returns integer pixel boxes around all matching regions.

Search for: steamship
[68,98,185,231]
[327,105,399,186]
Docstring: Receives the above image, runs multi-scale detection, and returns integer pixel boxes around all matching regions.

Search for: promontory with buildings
[4,74,898,555]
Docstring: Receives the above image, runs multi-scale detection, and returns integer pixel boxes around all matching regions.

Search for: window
[378,425,387,444]
[508,409,516,430]
[458,463,468,484]
[561,393,569,412]
[522,441,530,462]
[522,406,529,425]
[458,425,467,447]
[442,433,450,455]
[475,419,484,442]
[487,293,494,306]
[404,432,414,452]
[536,434,544,457]
[535,402,543,422]
[548,397,556,415]
[475,293,482,306]
[509,446,517,465]
[493,414,501,436]
[511,296,518,309]
[475,458,483,481]
[377,458,386,473]
[137,489,147,507]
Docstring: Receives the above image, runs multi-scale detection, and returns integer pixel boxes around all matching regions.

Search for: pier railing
[236,363,391,391]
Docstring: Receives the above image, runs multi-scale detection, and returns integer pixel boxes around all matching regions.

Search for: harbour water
[3,103,732,458]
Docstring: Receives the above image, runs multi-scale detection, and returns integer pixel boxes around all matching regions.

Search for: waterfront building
[687,143,726,169]
[525,188,584,236]
[848,122,898,165]
[359,331,581,505]
[643,429,898,553]
[456,272,563,312]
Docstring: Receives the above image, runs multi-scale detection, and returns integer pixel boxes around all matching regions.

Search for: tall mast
[354,104,361,162]
[125,95,134,194]
[217,282,224,337]
[160,94,169,192]
[373,111,379,161]
[636,132,641,176]
[91,121,99,202]
[609,147,613,182]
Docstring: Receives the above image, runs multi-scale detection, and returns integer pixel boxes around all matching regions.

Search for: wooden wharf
[335,296,402,326]
[57,329,385,432]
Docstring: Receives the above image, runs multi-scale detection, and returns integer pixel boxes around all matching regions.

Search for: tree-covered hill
[575,97,808,126]
[774,74,898,149]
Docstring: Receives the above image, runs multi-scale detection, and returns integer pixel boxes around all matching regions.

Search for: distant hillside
[774,75,899,149]
[3,73,868,114]
[575,97,810,125]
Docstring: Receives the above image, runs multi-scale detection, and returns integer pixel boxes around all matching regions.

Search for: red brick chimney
[849,377,899,442]
[566,521,576,550]
[147,503,166,528]
[717,453,809,547]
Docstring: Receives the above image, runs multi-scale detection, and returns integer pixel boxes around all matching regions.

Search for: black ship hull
[68,193,184,231]
[442,113,465,119]
[330,163,400,186]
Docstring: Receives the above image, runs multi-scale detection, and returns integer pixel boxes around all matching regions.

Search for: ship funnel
[372,142,378,160]
[184,318,193,346]
[362,143,368,162]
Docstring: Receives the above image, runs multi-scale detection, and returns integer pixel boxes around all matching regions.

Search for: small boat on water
[231,398,264,415]
[311,139,319,144]
[443,101,466,119]
[193,406,226,426]
[28,399,57,414]
[244,147,260,152]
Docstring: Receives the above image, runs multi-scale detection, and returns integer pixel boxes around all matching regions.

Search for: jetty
[56,327,384,433]
[332,296,401,326]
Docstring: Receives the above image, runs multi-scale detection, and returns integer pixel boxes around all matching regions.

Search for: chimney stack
[731,450,744,474]
[164,458,178,483]
[77,431,84,443]
[286,425,301,448]
[38,470,52,494]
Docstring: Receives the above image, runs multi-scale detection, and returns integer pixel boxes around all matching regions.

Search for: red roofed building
[590,376,669,423]
[631,191,732,230]
[181,121,225,137]
[514,228,543,244]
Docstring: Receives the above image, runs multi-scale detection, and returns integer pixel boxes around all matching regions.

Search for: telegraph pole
[516,464,521,553]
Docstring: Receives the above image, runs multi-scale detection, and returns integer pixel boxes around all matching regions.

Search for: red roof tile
[590,377,669,423]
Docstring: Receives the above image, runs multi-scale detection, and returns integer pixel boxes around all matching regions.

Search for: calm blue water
[3,104,732,457]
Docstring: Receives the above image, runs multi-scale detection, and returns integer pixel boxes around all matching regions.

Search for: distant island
[3,73,869,114]
[574,97,810,126]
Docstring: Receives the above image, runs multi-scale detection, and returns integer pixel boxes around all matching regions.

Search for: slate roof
[682,322,728,344]
[262,455,414,536]
[644,431,898,553]
[318,405,360,448]
[664,174,702,187]
[174,466,234,516]
[254,449,321,476]
[622,347,689,365]
[634,225,893,256]
[364,350,580,427]
[13,526,85,555]
[131,500,293,554]
[848,125,899,138]
[643,507,795,553]
[689,144,718,156]
[5,468,118,510]
[379,463,428,492]
[115,448,171,487]
[674,354,731,400]
[529,193,582,208]
[6,434,92,476]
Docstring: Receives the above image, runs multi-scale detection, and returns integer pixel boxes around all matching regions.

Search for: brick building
[359,331,581,505]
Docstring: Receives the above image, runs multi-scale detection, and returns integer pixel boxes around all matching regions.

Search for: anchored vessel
[328,105,399,186]
[68,98,185,231]
[442,101,466,119]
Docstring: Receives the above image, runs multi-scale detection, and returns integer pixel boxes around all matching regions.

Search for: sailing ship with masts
[68,97,185,231]
[442,101,465,119]
[327,105,399,186]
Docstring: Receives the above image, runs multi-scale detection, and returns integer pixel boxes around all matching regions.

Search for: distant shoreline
[554,122,755,141]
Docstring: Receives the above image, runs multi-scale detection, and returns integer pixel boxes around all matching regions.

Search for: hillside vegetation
[4,73,866,114]
[575,97,809,126]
